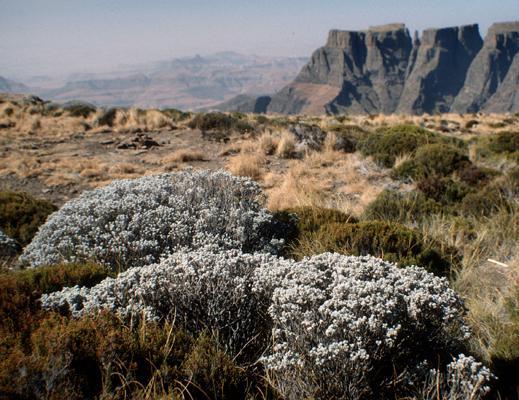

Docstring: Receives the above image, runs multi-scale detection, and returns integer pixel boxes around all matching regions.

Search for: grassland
[0,93,518,399]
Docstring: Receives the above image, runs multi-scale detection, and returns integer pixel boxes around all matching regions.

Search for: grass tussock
[227,152,265,180]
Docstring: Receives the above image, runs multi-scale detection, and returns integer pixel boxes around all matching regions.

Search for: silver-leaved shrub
[415,353,494,400]
[260,253,473,399]
[42,249,491,398]
[20,170,286,270]
[42,247,297,359]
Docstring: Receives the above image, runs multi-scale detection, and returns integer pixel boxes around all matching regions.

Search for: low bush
[456,163,496,186]
[392,143,469,181]
[188,112,253,134]
[262,253,483,399]
[294,220,456,276]
[326,124,366,153]
[161,107,191,122]
[363,189,440,223]
[460,185,511,218]
[0,191,58,246]
[96,107,118,127]
[0,263,109,339]
[417,177,472,206]
[42,248,295,360]
[0,228,19,258]
[488,130,519,154]
[273,206,357,256]
[20,170,288,270]
[0,312,260,400]
[358,124,460,168]
[63,101,97,118]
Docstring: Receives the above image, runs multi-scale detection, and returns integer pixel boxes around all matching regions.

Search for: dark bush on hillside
[0,263,109,335]
[460,185,511,218]
[96,107,118,127]
[456,163,496,186]
[0,312,260,400]
[274,206,357,256]
[296,221,457,276]
[506,166,519,196]
[63,101,97,118]
[0,191,57,246]
[188,112,253,134]
[161,108,191,122]
[489,131,519,154]
[363,189,440,223]
[327,125,366,153]
[417,177,472,206]
[392,144,469,181]
[358,124,442,167]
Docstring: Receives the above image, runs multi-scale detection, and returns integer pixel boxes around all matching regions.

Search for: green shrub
[363,190,440,223]
[358,125,443,167]
[417,177,472,206]
[0,191,57,246]
[460,185,511,218]
[161,108,191,122]
[96,107,118,127]
[488,131,519,154]
[456,163,497,186]
[0,263,109,335]
[295,221,457,276]
[188,112,253,134]
[392,144,469,180]
[255,115,268,124]
[327,124,366,153]
[505,166,519,196]
[63,101,97,118]
[273,206,357,255]
[0,312,265,400]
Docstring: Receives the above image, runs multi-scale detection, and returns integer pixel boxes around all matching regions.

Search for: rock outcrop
[252,21,519,115]
[397,25,482,114]
[452,22,519,113]
[269,24,413,115]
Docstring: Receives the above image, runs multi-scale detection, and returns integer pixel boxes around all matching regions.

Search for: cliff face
[269,24,413,115]
[267,21,519,115]
[452,22,519,113]
[397,25,482,114]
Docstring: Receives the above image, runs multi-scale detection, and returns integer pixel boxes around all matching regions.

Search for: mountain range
[0,52,307,110]
[219,22,519,115]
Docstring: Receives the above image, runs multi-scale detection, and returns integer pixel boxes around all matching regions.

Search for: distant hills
[219,22,519,115]
[0,52,307,110]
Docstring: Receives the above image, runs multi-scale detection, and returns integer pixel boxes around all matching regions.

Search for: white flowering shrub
[0,228,19,257]
[261,253,471,399]
[42,247,297,359]
[415,354,494,400]
[21,170,286,271]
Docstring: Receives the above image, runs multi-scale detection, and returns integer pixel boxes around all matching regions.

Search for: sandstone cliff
[264,21,519,115]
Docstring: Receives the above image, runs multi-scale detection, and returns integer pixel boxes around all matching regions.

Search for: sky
[1,0,518,79]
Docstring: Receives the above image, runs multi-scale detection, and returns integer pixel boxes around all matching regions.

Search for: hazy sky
[1,0,518,79]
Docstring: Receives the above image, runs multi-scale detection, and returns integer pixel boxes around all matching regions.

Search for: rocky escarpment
[452,22,519,113]
[269,24,413,115]
[397,24,482,114]
[230,21,519,115]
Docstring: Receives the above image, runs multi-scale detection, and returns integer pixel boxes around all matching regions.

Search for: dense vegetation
[1,112,518,399]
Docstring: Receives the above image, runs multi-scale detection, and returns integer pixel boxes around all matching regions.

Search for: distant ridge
[218,21,519,115]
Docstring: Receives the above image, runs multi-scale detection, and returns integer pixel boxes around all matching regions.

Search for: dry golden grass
[257,132,278,155]
[227,152,265,181]
[266,150,397,215]
[162,149,206,164]
[275,130,297,158]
